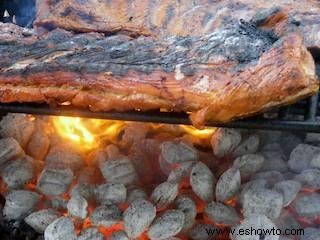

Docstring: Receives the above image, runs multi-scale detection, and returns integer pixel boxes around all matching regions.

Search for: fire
[51,116,125,150]
[51,115,215,151]
[180,125,216,139]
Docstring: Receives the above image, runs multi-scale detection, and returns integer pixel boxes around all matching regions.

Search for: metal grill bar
[0,95,320,132]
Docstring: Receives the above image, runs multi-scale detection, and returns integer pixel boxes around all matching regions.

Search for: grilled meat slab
[34,0,320,49]
[0,19,317,127]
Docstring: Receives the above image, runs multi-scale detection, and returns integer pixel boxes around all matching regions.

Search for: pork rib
[0,20,318,127]
[34,0,320,50]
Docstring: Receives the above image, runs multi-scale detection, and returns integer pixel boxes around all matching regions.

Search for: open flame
[179,125,216,139]
[51,116,216,151]
[51,116,125,150]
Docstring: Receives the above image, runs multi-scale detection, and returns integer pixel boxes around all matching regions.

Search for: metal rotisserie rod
[0,101,320,132]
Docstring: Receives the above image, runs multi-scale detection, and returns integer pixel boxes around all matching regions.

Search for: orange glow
[179,125,216,139]
[99,222,124,238]
[225,198,237,208]
[51,116,125,150]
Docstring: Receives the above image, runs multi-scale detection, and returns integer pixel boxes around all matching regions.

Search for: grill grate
[0,93,319,132]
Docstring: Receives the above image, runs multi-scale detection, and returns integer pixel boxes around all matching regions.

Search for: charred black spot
[76,10,95,23]
[60,7,95,24]
[40,22,57,31]
[60,7,73,17]
[290,19,301,27]
[1,20,278,77]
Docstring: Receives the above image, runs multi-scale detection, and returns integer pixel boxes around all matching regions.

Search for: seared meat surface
[35,0,320,49]
[0,14,317,127]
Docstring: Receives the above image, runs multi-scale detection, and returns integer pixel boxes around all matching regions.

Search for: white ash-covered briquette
[273,180,301,207]
[260,150,288,173]
[232,134,260,157]
[0,137,24,166]
[251,171,285,186]
[1,155,35,189]
[205,202,240,226]
[37,167,74,196]
[261,142,283,154]
[150,181,178,209]
[109,230,129,240]
[216,167,241,202]
[211,128,241,157]
[3,190,40,220]
[243,187,283,220]
[256,130,282,146]
[89,145,123,166]
[67,194,88,219]
[288,144,320,173]
[126,186,147,204]
[95,183,127,205]
[159,140,198,165]
[0,113,35,148]
[45,144,84,171]
[293,192,320,218]
[99,156,137,185]
[78,227,104,240]
[167,161,195,184]
[70,183,95,200]
[311,153,320,169]
[90,205,122,228]
[175,195,197,231]
[295,168,320,190]
[232,154,264,179]
[190,162,216,202]
[279,132,303,157]
[24,209,60,233]
[44,216,77,240]
[188,223,218,240]
[239,179,268,206]
[26,120,50,161]
[230,215,279,240]
[301,228,320,240]
[148,210,185,240]
[123,199,156,238]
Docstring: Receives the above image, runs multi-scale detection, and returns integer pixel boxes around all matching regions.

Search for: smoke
[0,0,35,28]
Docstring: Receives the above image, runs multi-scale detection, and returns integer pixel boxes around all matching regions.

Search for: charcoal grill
[0,92,319,132]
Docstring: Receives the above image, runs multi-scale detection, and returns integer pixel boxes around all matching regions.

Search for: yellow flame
[51,116,125,150]
[180,125,216,139]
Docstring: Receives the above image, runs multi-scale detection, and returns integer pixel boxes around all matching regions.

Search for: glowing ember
[51,117,125,150]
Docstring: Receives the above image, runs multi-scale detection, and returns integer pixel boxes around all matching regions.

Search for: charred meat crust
[34,0,320,50]
[0,20,318,127]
